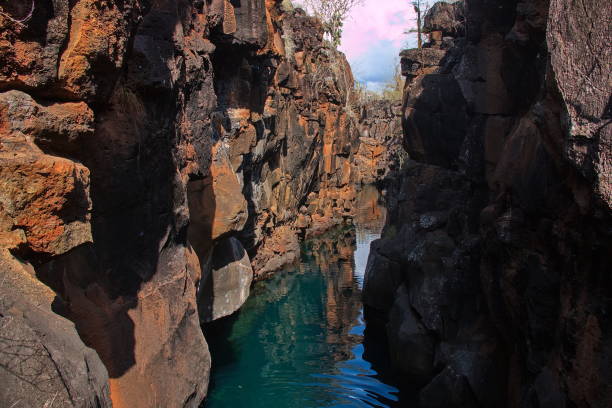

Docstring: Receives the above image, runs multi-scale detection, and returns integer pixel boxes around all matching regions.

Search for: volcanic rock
[0,0,409,406]
[364,0,612,406]
[0,249,112,408]
[199,237,253,322]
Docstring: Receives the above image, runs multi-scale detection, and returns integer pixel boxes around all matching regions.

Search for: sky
[338,0,418,91]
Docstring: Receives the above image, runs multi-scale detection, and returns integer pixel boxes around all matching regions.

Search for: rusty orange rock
[0,2,69,90]
[0,154,91,256]
[0,2,408,407]
[58,0,145,101]
[252,225,300,278]
[0,1,143,101]
[188,140,248,261]
[0,90,94,151]
[0,90,93,257]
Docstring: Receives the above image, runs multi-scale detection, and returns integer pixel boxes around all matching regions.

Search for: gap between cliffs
[0,1,406,407]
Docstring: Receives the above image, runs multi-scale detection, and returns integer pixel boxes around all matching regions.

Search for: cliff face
[354,100,407,185]
[364,1,611,407]
[0,1,403,407]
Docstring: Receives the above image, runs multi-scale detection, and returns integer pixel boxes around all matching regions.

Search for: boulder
[35,243,212,408]
[199,237,253,322]
[0,153,91,257]
[107,246,211,408]
[0,90,94,153]
[0,249,112,408]
[423,1,465,37]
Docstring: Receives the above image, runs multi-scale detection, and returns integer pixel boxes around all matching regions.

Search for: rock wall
[354,100,407,185]
[0,0,404,407]
[364,1,611,407]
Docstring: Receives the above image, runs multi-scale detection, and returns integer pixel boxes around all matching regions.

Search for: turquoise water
[203,190,411,407]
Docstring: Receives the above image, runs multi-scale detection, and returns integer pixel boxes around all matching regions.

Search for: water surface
[203,187,410,407]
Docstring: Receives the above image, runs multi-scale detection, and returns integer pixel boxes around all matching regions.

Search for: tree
[303,0,364,47]
[381,63,404,101]
[406,0,431,49]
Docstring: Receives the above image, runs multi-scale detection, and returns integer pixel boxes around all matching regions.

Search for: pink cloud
[339,0,417,61]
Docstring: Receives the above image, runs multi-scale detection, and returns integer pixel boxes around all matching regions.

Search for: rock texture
[0,0,405,406]
[199,237,253,322]
[0,249,112,408]
[0,90,93,258]
[364,1,611,407]
[354,101,407,185]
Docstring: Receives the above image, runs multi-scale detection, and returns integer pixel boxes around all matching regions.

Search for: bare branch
[0,0,35,27]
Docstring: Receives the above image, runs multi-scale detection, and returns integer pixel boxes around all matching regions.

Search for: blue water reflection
[203,188,410,407]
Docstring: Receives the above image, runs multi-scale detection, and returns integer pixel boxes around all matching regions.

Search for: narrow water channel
[203,187,410,407]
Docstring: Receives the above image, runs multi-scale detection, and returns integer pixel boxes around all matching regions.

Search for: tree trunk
[417,4,422,48]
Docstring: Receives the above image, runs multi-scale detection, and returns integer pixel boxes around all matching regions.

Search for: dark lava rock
[364,0,612,406]
[0,250,112,408]
[423,1,465,38]
[387,285,436,383]
[199,237,253,322]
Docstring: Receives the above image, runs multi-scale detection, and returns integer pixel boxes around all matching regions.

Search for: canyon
[0,0,610,407]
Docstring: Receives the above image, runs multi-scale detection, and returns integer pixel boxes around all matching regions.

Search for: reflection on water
[353,185,387,290]
[203,186,410,408]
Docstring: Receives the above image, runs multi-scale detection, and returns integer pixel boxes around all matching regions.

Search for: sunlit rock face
[211,7,361,277]
[364,0,612,407]
[0,91,94,258]
[209,7,406,279]
[0,0,405,406]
